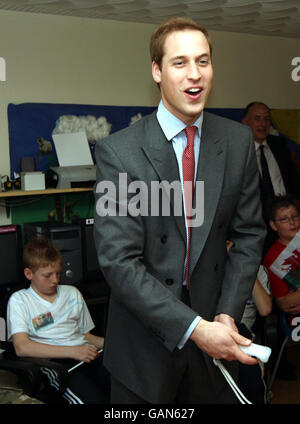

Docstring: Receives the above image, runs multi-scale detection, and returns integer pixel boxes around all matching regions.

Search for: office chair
[0,290,109,404]
[0,295,68,404]
[265,310,295,403]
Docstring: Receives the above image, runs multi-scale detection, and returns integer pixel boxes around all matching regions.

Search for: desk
[0,187,92,218]
[0,187,92,198]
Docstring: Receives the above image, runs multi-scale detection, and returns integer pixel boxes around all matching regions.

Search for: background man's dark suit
[261,134,300,251]
[93,110,266,403]
[267,134,300,199]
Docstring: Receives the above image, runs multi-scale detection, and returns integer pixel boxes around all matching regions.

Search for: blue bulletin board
[7,102,300,179]
[7,103,156,179]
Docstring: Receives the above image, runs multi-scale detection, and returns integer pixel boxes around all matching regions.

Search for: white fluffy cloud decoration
[52,114,112,143]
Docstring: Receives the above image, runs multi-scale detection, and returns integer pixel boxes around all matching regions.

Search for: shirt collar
[255,139,268,151]
[157,100,203,141]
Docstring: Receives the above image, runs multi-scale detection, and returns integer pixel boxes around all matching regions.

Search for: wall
[0,10,158,225]
[0,10,299,225]
[209,30,300,109]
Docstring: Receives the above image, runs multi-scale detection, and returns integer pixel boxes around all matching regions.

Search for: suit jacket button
[165,278,173,285]
[161,234,167,244]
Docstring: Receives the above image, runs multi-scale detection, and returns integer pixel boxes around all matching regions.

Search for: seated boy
[263,195,300,381]
[263,195,300,319]
[7,236,110,404]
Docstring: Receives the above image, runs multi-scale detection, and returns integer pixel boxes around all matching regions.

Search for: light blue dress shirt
[156,101,203,348]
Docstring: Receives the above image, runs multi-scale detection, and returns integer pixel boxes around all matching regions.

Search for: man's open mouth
[185,87,202,97]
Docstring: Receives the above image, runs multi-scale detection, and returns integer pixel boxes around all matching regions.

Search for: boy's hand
[71,345,100,363]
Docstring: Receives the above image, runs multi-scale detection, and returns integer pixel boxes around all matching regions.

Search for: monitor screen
[0,225,23,288]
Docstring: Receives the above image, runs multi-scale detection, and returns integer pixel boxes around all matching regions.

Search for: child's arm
[252,278,272,317]
[276,290,300,315]
[84,332,104,350]
[12,332,99,363]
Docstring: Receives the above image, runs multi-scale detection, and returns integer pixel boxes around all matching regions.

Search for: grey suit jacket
[93,110,266,403]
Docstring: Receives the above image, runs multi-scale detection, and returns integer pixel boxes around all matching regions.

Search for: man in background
[242,102,300,251]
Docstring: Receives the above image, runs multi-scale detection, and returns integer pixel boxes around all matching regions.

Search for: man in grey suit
[94,17,266,404]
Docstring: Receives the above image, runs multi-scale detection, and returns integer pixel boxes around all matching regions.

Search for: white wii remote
[239,342,271,363]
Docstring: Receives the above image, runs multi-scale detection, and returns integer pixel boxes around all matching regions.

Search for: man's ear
[24,267,33,281]
[152,60,161,85]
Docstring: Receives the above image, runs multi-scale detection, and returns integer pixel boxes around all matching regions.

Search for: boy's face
[270,205,300,244]
[24,260,61,298]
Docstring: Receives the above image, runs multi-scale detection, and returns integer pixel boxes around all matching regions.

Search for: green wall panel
[10,191,94,243]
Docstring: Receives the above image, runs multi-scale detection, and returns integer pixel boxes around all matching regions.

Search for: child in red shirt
[263,195,300,318]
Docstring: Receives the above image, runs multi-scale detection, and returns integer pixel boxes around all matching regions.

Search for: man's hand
[190,318,258,365]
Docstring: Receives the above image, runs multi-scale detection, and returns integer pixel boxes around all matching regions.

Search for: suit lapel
[189,112,227,276]
[140,111,228,265]
[141,113,186,241]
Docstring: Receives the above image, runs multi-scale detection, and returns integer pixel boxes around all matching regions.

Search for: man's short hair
[242,101,270,119]
[150,16,212,69]
[23,236,61,272]
[270,195,298,221]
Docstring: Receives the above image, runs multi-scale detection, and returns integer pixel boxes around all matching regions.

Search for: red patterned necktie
[182,126,197,289]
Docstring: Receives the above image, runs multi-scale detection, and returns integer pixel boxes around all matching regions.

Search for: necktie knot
[184,126,197,147]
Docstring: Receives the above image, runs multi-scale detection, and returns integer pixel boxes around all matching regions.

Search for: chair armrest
[22,357,69,395]
[1,343,68,396]
[0,357,42,396]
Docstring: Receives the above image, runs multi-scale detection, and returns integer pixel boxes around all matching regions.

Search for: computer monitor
[0,225,23,290]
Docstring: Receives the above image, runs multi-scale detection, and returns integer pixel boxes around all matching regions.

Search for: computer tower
[79,218,103,282]
[78,217,109,295]
[77,217,109,335]
[24,221,83,286]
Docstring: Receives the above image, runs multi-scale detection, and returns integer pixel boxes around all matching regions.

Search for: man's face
[152,29,213,125]
[270,205,300,245]
[242,104,271,143]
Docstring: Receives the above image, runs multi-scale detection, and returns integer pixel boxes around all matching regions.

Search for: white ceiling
[0,0,300,39]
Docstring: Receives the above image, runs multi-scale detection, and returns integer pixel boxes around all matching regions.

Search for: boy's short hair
[23,236,61,272]
[150,16,212,70]
[270,195,298,221]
